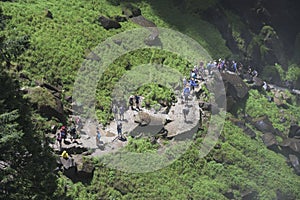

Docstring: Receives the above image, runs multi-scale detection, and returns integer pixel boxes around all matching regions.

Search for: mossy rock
[121,3,141,18]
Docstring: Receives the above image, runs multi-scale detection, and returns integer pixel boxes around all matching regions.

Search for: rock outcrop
[98,16,121,30]
[289,124,300,138]
[221,72,249,113]
[57,156,95,183]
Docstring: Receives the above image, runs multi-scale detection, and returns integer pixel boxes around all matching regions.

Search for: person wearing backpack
[112,104,118,121]
[129,95,134,110]
[96,127,101,147]
[117,121,123,139]
[183,85,190,105]
[60,126,67,141]
[56,131,62,151]
[69,123,77,142]
[119,105,125,121]
[135,94,140,111]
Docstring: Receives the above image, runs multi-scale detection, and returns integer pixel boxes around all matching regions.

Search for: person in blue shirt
[189,78,198,92]
[96,127,101,146]
[183,85,190,105]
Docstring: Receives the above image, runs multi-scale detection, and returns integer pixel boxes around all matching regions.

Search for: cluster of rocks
[97,3,159,45]
[56,155,95,184]
[232,114,300,175]
[219,72,300,176]
[96,4,140,30]
[48,127,97,183]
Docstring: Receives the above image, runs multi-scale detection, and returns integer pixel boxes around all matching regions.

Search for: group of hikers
[55,116,82,151]
[55,58,261,151]
[95,94,144,145]
[181,58,260,121]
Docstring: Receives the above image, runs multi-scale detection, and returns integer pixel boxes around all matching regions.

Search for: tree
[0,7,58,200]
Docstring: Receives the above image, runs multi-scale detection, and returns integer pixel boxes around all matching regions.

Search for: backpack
[184,87,190,95]
[60,130,66,139]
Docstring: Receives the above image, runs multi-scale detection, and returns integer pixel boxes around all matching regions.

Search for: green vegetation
[0,65,58,200]
[245,89,300,133]
[54,120,300,200]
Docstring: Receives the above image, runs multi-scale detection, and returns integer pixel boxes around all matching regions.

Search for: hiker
[56,131,62,151]
[190,69,197,79]
[69,123,77,142]
[206,61,212,75]
[135,94,140,111]
[117,121,123,138]
[61,150,69,159]
[75,116,82,131]
[252,69,258,77]
[232,61,237,73]
[183,85,190,104]
[189,78,197,92]
[183,105,189,122]
[199,61,204,76]
[112,104,118,121]
[96,127,101,146]
[183,76,187,86]
[129,95,134,110]
[60,126,67,141]
[119,105,125,121]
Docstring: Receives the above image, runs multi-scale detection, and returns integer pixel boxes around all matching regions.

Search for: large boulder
[27,86,66,123]
[289,124,300,138]
[289,154,300,175]
[133,112,151,126]
[253,116,276,134]
[221,72,249,112]
[262,132,277,148]
[272,89,291,108]
[252,76,264,89]
[58,157,77,179]
[280,138,300,154]
[98,16,121,30]
[76,158,95,183]
[221,72,249,99]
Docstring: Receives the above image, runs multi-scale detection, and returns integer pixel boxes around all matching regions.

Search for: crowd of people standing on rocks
[53,58,262,151]
[54,116,82,151]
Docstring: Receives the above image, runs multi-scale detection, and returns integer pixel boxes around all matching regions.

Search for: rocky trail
[78,93,201,157]
[51,69,300,180]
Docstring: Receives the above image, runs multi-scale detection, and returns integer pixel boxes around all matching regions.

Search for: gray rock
[133,112,151,126]
[98,16,121,30]
[252,76,264,88]
[280,138,300,153]
[262,132,277,147]
[254,116,276,134]
[289,154,300,175]
[243,126,256,139]
[221,73,249,112]
[289,125,300,138]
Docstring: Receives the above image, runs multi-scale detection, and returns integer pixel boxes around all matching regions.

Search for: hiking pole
[112,135,119,142]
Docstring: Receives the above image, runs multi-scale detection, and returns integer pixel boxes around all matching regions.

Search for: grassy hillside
[2,0,231,123]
